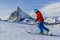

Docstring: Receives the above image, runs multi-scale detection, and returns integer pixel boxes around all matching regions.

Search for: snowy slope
[0,21,60,40]
[29,2,60,19]
[41,2,60,17]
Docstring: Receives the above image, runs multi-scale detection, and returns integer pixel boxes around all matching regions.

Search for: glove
[34,19,38,22]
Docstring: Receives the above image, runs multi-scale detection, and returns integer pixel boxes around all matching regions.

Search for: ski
[27,31,60,37]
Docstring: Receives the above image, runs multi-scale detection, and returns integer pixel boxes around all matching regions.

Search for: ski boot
[45,30,50,35]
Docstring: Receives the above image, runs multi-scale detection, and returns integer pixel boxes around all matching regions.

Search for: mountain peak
[7,7,33,22]
[17,7,20,9]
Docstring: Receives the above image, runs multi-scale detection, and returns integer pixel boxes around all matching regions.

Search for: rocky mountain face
[7,7,33,23]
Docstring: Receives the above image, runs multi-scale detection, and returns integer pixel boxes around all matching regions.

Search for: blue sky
[0,0,60,19]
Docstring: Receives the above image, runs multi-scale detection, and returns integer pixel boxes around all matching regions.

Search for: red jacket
[36,11,44,22]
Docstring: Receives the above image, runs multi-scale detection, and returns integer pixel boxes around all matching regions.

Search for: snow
[41,2,60,17]
[8,7,32,23]
[44,18,56,23]
[44,17,60,23]
[0,21,60,40]
[22,18,35,24]
[29,2,60,18]
[18,9,30,19]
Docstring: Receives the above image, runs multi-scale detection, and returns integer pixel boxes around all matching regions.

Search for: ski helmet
[34,9,38,12]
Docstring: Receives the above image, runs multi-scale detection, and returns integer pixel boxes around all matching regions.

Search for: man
[34,9,50,35]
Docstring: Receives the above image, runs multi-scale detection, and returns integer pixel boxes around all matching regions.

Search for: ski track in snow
[0,21,60,40]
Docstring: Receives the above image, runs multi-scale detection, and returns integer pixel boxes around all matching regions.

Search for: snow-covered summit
[7,7,33,23]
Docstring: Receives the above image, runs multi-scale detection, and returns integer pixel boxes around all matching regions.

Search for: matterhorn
[7,7,33,23]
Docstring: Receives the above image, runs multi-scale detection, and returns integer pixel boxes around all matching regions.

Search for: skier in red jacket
[34,9,50,35]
